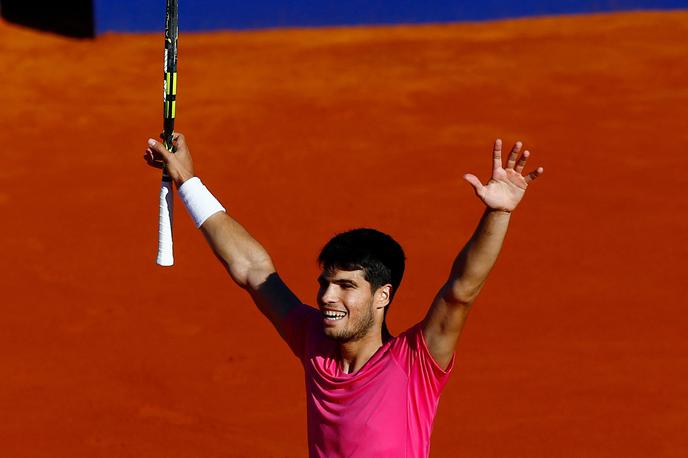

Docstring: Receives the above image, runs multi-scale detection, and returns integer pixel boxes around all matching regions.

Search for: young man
[144,133,543,457]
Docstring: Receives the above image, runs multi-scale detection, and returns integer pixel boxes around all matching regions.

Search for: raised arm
[422,139,544,369]
[144,134,302,331]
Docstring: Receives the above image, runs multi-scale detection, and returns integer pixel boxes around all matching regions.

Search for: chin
[324,326,374,344]
[323,327,347,341]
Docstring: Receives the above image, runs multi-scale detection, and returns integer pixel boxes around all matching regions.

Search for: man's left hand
[463,139,544,212]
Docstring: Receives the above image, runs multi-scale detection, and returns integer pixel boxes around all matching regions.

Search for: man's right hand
[143,132,195,188]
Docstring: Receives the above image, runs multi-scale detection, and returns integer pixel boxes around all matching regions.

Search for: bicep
[422,284,472,370]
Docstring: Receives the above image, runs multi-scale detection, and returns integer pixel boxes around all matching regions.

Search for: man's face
[316,269,388,342]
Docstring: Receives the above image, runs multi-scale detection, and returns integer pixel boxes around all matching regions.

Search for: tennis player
[144,133,543,457]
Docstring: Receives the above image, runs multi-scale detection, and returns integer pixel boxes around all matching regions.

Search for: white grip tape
[157,180,174,266]
[178,177,226,228]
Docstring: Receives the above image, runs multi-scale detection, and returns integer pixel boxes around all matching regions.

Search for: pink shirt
[284,305,454,458]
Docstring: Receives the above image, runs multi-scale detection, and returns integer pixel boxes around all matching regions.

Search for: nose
[319,283,338,305]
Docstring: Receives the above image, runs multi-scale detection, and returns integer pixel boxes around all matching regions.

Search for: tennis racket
[157,0,179,266]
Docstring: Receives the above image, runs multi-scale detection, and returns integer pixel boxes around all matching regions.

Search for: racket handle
[156,179,174,266]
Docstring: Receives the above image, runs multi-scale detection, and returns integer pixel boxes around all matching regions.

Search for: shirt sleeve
[280,303,322,361]
[391,322,455,397]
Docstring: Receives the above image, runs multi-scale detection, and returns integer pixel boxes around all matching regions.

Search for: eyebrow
[317,276,357,288]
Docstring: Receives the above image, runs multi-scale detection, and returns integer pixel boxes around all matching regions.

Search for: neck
[337,322,392,374]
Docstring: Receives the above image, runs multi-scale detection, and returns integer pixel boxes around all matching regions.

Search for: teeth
[323,310,346,320]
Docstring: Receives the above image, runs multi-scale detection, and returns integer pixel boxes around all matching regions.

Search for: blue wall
[94,0,688,34]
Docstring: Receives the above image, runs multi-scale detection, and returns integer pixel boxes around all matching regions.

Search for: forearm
[146,137,278,290]
[177,177,275,289]
[445,209,511,304]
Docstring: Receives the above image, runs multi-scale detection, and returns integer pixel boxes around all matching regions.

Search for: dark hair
[318,228,406,300]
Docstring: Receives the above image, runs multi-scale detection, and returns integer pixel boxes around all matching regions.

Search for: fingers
[143,150,164,169]
[514,150,530,174]
[144,138,175,170]
[463,174,485,197]
[506,141,522,169]
[524,166,544,184]
[147,138,173,161]
[506,141,536,177]
[172,132,187,150]
[492,139,503,171]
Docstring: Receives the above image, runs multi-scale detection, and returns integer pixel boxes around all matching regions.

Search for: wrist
[486,207,512,216]
[485,207,512,215]
[173,169,195,188]
[178,177,226,228]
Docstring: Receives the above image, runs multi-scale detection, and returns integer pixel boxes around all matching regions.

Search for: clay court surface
[1,10,687,457]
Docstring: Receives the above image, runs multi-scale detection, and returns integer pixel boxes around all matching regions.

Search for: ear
[375,284,392,309]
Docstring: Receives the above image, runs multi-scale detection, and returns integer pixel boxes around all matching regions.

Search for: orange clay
[0,10,686,457]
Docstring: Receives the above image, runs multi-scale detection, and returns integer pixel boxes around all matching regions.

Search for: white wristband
[178,177,226,228]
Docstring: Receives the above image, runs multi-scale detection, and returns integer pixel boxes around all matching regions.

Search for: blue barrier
[2,0,686,36]
[94,0,687,34]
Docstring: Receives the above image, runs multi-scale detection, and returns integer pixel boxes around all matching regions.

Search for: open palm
[464,139,544,212]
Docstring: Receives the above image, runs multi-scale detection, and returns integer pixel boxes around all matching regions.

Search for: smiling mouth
[322,310,347,321]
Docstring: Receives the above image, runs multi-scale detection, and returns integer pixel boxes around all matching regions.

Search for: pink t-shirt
[283,305,454,458]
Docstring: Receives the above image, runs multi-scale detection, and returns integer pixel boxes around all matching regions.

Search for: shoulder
[389,322,455,377]
[389,322,424,350]
[281,304,324,360]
